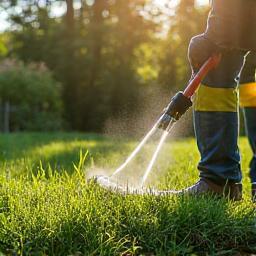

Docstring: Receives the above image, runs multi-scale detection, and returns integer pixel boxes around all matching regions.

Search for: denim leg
[194,112,241,183]
[239,52,256,183]
[243,108,256,183]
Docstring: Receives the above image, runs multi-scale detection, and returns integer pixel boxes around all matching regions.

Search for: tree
[0,59,63,131]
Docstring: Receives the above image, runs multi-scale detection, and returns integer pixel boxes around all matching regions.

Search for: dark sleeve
[240,52,256,84]
[205,0,256,51]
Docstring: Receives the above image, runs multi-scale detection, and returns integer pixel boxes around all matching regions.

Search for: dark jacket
[205,0,256,51]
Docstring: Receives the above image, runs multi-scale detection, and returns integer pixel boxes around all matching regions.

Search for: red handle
[183,54,221,98]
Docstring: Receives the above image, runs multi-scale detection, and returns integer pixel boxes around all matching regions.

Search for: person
[178,0,256,201]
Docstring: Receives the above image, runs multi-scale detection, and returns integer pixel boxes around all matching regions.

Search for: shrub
[0,59,63,131]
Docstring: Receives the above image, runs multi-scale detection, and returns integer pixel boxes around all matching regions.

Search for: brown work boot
[178,178,242,201]
[252,183,256,203]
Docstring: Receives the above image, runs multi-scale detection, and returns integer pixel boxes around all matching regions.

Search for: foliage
[0,59,63,131]
[0,0,209,132]
[0,34,8,58]
[0,133,255,255]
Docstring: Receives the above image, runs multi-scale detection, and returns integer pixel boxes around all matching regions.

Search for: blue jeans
[240,52,256,183]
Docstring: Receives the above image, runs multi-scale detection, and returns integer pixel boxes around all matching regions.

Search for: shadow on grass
[0,132,134,177]
[0,132,109,159]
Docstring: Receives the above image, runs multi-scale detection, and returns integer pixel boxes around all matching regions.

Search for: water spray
[92,54,221,193]
[109,114,165,178]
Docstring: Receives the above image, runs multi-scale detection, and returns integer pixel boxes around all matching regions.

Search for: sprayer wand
[93,55,221,191]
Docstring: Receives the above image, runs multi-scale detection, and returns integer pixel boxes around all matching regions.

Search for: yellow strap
[194,84,238,112]
[239,83,256,107]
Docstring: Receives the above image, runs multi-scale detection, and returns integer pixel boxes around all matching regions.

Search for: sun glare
[154,0,209,6]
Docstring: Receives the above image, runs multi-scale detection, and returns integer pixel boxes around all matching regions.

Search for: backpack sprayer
[92,55,221,194]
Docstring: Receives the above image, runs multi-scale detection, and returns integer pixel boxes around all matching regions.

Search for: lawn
[0,132,255,255]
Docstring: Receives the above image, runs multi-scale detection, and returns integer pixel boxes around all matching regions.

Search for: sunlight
[154,0,209,7]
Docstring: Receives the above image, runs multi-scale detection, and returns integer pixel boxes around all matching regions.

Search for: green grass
[0,132,255,255]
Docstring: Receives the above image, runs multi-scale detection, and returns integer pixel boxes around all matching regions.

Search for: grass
[0,132,255,255]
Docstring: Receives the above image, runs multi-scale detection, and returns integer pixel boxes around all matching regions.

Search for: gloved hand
[158,92,192,130]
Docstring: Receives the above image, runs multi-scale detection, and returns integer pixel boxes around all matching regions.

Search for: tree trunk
[89,0,105,88]
[3,101,10,133]
[65,0,75,30]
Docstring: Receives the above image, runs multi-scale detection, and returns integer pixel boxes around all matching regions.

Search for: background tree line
[0,0,209,133]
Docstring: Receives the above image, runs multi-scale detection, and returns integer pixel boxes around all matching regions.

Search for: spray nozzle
[158,92,193,131]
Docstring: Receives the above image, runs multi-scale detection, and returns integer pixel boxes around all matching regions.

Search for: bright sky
[154,0,208,7]
[153,0,209,13]
[0,0,209,32]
